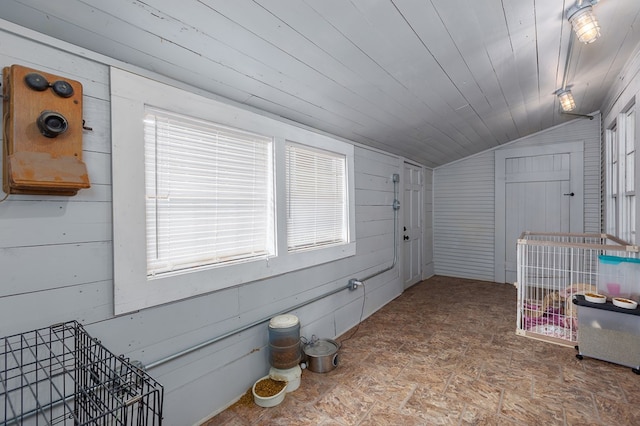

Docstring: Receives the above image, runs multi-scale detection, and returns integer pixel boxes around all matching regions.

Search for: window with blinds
[112,69,355,313]
[144,107,275,276]
[286,142,348,252]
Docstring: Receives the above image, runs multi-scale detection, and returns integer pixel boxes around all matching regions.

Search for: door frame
[494,141,584,283]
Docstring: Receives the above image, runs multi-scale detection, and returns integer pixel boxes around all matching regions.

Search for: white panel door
[504,154,571,283]
[495,142,584,284]
[403,162,423,288]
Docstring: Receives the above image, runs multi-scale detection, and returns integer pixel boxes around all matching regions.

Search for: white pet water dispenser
[268,314,302,392]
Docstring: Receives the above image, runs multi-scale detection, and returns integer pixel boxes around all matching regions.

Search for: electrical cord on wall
[339,281,366,344]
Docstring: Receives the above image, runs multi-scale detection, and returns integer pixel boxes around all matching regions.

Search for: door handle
[563,192,575,197]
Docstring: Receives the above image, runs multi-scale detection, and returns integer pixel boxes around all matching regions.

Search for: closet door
[495,143,584,283]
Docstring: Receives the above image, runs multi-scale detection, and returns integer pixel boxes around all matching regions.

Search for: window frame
[111,68,355,314]
[605,102,637,244]
[605,123,619,236]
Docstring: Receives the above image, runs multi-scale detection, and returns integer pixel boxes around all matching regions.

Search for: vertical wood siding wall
[433,117,602,282]
[0,26,430,424]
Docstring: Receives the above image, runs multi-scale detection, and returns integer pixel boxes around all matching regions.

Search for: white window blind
[286,142,347,252]
[145,107,274,276]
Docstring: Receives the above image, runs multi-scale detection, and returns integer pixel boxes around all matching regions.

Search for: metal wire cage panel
[1,321,163,425]
[516,232,640,346]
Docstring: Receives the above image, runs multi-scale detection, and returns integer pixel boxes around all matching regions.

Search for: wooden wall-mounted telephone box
[2,64,90,196]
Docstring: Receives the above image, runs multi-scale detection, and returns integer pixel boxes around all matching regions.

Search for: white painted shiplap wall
[0,23,430,425]
[0,31,114,329]
[433,116,602,282]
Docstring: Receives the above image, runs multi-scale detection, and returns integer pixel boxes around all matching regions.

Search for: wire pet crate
[516,232,640,346]
[1,321,163,425]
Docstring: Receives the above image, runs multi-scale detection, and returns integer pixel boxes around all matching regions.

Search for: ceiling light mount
[560,111,595,120]
[567,0,601,44]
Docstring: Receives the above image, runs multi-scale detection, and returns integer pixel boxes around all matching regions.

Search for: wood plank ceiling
[1,0,639,167]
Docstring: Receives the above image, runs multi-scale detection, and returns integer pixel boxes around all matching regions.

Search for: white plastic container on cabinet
[598,255,640,300]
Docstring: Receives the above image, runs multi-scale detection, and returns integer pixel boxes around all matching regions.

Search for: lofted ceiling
[1,0,639,167]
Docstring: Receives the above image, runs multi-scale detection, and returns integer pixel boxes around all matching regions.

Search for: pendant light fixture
[554,1,601,113]
[567,0,601,44]
[556,88,576,112]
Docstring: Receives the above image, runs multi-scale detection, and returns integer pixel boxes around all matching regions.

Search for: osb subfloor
[204,275,640,425]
